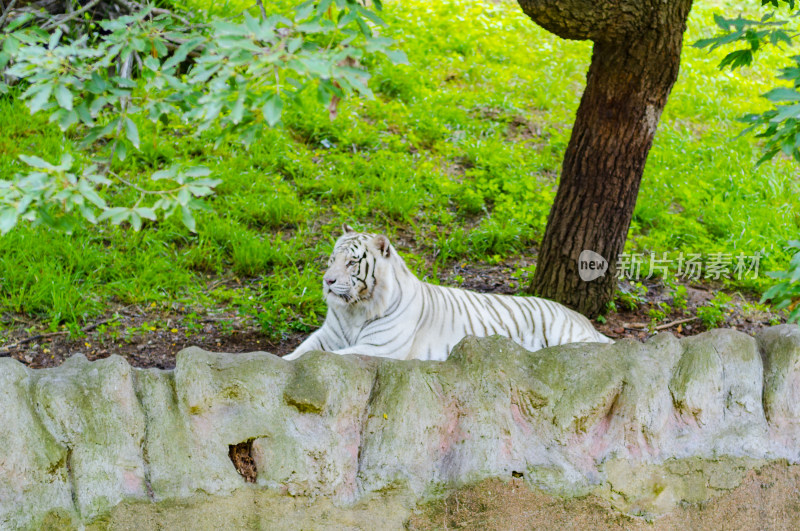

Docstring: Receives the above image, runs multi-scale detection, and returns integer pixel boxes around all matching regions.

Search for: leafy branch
[694,0,800,164]
[0,0,407,234]
[697,0,800,322]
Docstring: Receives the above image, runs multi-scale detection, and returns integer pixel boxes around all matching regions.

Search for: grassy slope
[0,0,797,341]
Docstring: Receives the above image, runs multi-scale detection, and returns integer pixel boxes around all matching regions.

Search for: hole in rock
[229,440,257,483]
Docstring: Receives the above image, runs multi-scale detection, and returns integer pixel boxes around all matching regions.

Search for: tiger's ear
[373,235,391,258]
[342,224,356,234]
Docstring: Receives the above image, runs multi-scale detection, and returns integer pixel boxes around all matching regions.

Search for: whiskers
[329,287,365,305]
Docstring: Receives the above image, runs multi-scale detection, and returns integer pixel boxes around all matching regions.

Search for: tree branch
[255,0,267,20]
[624,316,699,331]
[0,0,19,32]
[516,0,659,42]
[41,0,102,30]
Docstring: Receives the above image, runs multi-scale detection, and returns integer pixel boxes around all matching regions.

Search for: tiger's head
[322,225,404,312]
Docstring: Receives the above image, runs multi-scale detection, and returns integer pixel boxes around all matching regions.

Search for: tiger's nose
[325,277,336,286]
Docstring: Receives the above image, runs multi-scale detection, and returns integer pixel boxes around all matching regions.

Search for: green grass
[0,0,798,341]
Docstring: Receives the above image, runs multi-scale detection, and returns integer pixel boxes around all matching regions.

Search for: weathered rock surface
[3,326,800,529]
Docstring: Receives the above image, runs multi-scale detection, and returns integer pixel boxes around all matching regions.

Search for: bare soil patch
[408,463,800,530]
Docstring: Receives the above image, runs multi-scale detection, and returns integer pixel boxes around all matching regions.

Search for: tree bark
[518,0,694,317]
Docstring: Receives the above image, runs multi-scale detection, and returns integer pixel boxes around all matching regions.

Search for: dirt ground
[408,463,800,530]
[0,260,784,370]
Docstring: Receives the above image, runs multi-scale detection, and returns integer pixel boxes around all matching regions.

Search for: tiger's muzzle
[323,271,354,303]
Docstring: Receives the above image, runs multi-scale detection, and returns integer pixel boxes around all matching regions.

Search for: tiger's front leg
[283,327,337,360]
[327,336,416,360]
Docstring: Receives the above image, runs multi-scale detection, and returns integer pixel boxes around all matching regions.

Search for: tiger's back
[409,283,612,360]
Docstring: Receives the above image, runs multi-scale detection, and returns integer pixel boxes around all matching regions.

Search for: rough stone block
[31,354,148,521]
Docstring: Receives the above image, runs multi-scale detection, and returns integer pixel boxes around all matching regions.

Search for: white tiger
[284,226,612,361]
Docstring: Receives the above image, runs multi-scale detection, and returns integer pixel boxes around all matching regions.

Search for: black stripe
[483,294,508,334]
[517,298,538,338]
[495,296,521,337]
[466,291,488,335]
[541,300,553,347]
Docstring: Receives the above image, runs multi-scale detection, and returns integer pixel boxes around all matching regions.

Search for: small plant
[697,292,733,329]
[256,302,291,339]
[218,319,235,336]
[615,282,648,311]
[647,302,669,324]
[94,315,122,342]
[671,284,689,312]
[509,264,536,292]
[183,312,204,335]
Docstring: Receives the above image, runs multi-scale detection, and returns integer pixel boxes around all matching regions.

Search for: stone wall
[3,325,800,528]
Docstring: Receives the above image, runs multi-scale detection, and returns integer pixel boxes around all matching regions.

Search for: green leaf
[48,29,62,51]
[693,37,718,49]
[124,118,140,149]
[356,17,371,37]
[163,36,206,71]
[113,76,137,89]
[19,154,53,170]
[287,37,303,54]
[300,57,331,77]
[57,109,78,130]
[5,13,34,32]
[153,38,169,58]
[359,8,386,27]
[177,187,191,205]
[55,84,74,110]
[152,168,176,180]
[316,0,333,15]
[181,205,196,232]
[773,103,800,121]
[57,153,73,171]
[135,207,157,220]
[28,84,53,114]
[719,48,753,70]
[262,94,283,126]
[212,21,252,37]
[79,204,98,224]
[296,0,315,20]
[383,49,409,65]
[183,166,212,178]
[98,207,130,224]
[115,141,127,161]
[87,72,108,94]
[764,87,800,102]
[230,97,245,124]
[339,9,357,27]
[78,181,107,209]
[297,21,325,33]
[130,211,142,231]
[0,207,18,235]
[76,102,93,125]
[143,56,160,71]
[89,96,108,115]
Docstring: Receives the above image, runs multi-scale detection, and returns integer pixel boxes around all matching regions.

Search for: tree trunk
[518,0,694,317]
